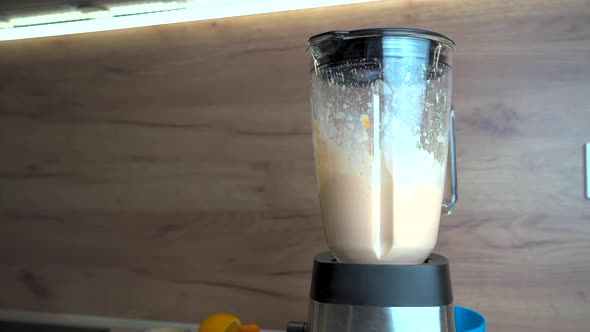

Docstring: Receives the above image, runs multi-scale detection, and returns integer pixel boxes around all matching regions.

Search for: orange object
[238,324,260,332]
[198,314,259,332]
[361,114,370,129]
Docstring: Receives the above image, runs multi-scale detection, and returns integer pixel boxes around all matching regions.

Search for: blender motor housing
[287,252,455,332]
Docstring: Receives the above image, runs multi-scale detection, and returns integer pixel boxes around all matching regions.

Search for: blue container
[455,306,486,332]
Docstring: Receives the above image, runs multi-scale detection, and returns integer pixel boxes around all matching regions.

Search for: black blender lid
[310,252,454,307]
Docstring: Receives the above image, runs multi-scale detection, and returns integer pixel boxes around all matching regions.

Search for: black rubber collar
[310,252,453,307]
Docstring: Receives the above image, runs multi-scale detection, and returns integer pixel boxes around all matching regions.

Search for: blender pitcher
[308,29,457,265]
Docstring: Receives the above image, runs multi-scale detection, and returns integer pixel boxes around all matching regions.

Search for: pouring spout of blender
[306,32,343,59]
[307,41,337,74]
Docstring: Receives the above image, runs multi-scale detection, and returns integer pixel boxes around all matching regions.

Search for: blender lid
[307,28,455,69]
[308,28,455,51]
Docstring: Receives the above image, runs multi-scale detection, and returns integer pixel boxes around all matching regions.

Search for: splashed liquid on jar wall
[311,57,452,264]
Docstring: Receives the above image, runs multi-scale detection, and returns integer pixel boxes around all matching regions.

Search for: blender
[287,28,458,332]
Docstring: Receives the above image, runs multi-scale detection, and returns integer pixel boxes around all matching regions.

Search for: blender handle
[442,106,458,215]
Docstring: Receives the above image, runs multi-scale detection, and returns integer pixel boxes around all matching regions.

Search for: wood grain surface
[1,0,589,331]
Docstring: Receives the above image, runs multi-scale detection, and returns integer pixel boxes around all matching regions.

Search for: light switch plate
[586,143,589,199]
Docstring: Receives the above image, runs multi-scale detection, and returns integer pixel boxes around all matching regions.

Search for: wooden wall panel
[0,0,589,331]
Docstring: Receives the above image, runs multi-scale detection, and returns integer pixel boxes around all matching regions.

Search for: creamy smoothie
[317,159,444,265]
[314,128,445,264]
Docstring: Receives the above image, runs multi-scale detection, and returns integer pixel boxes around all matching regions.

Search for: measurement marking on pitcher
[372,92,381,258]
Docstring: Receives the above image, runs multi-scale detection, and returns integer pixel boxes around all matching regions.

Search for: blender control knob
[286,321,307,332]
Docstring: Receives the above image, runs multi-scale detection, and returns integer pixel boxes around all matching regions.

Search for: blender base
[287,251,455,332]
